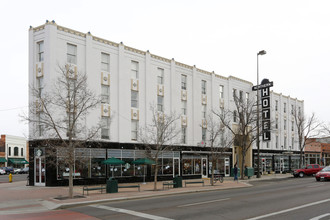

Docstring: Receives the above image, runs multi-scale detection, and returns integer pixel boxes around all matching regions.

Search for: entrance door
[35,157,45,186]
[202,158,208,178]
[280,158,284,174]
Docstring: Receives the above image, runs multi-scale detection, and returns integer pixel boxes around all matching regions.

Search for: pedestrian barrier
[83,185,105,195]
[184,180,204,187]
[118,184,140,192]
[163,181,176,190]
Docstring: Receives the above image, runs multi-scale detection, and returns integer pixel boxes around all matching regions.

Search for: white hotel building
[28,21,304,186]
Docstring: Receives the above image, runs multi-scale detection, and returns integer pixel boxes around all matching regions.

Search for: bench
[118,184,140,192]
[83,185,105,195]
[163,182,176,190]
[185,180,204,187]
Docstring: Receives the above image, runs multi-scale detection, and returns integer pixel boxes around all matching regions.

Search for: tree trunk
[240,150,245,180]
[211,159,215,186]
[69,163,73,198]
[153,165,158,191]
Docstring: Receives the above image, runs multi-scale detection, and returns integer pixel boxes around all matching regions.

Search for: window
[38,113,43,136]
[232,88,237,99]
[245,92,249,104]
[284,137,287,149]
[266,142,269,148]
[181,100,187,115]
[284,102,286,113]
[157,68,164,84]
[67,43,77,64]
[202,105,206,119]
[284,119,287,130]
[131,120,138,140]
[21,148,23,156]
[37,77,44,97]
[292,137,294,149]
[14,147,19,156]
[181,75,187,90]
[101,117,110,139]
[233,110,237,123]
[298,107,301,116]
[276,136,279,149]
[202,128,206,141]
[291,104,294,115]
[275,118,278,129]
[131,61,139,79]
[37,41,44,62]
[101,53,110,72]
[291,121,294,131]
[181,127,186,144]
[239,90,243,101]
[101,85,110,104]
[275,100,278,111]
[157,95,164,112]
[9,147,11,156]
[131,91,139,108]
[201,80,206,95]
[219,85,224,99]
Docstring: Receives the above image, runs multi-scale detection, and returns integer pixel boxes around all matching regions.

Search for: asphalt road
[68,177,330,220]
[0,173,28,183]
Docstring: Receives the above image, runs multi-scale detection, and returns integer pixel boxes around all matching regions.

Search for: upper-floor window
[131,120,138,140]
[181,100,187,115]
[14,147,19,156]
[8,147,11,156]
[245,92,249,104]
[298,107,301,116]
[291,121,294,131]
[181,127,187,144]
[276,136,279,149]
[202,104,206,119]
[37,41,44,62]
[101,53,110,72]
[291,104,294,115]
[284,119,287,130]
[233,110,237,122]
[101,116,110,139]
[21,148,23,156]
[202,128,207,141]
[131,61,139,79]
[131,91,139,108]
[284,102,286,113]
[239,90,243,101]
[67,43,77,64]
[232,88,237,99]
[219,85,224,99]
[292,137,294,149]
[37,77,44,97]
[284,137,287,149]
[201,80,206,95]
[157,68,164,84]
[157,95,164,112]
[275,118,278,129]
[181,75,187,90]
[275,100,278,111]
[101,85,110,104]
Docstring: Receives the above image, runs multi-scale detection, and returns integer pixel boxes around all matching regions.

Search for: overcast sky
[1,0,329,138]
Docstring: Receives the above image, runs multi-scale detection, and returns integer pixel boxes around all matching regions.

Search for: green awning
[0,157,7,163]
[8,158,29,164]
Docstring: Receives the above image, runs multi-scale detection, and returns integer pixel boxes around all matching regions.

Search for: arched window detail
[14,147,19,156]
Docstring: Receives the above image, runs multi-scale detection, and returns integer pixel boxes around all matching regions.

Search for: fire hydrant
[9,173,12,183]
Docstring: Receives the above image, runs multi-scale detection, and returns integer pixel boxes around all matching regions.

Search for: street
[67,177,330,220]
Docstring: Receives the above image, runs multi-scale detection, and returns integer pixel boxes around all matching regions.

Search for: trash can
[230,168,240,177]
[244,167,254,179]
[173,175,182,188]
[106,177,118,193]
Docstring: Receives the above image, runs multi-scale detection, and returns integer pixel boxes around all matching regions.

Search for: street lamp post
[256,50,266,178]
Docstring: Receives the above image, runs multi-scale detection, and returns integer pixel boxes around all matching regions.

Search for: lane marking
[310,213,330,220]
[177,198,230,208]
[246,198,330,220]
[89,204,173,220]
[307,183,325,188]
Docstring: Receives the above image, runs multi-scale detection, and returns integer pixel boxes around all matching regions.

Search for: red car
[315,166,330,181]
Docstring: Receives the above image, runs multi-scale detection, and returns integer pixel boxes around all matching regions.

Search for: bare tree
[204,112,233,185]
[321,123,330,137]
[138,104,180,190]
[215,96,260,180]
[293,108,322,167]
[23,64,102,198]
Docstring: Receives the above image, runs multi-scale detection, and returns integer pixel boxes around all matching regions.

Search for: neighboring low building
[305,137,330,166]
[0,134,29,168]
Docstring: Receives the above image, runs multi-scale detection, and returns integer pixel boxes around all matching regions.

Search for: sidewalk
[0,173,292,215]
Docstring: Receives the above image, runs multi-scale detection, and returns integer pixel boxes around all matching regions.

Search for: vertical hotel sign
[252,79,273,141]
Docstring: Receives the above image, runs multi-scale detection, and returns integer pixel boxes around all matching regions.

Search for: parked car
[315,166,330,181]
[292,164,323,178]
[19,167,29,174]
[0,167,14,174]
[0,168,6,175]
[14,168,22,174]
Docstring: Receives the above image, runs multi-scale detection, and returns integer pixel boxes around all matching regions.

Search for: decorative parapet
[124,46,146,55]
[228,75,253,85]
[150,54,171,63]
[197,68,212,76]
[175,61,193,70]
[57,25,86,38]
[33,25,45,33]
[93,36,119,47]
[215,74,228,80]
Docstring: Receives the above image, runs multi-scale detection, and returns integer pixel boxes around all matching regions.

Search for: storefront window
[75,157,89,179]
[183,158,193,175]
[163,158,173,175]
[194,159,201,174]
[91,158,106,178]
[122,158,134,176]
